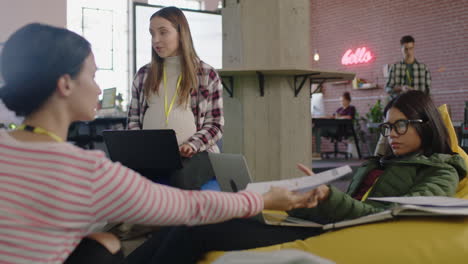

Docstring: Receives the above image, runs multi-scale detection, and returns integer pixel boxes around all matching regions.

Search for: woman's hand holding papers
[261,163,334,211]
[262,187,318,211]
[297,163,330,207]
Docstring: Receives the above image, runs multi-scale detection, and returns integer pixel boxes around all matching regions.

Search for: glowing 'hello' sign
[341,47,373,65]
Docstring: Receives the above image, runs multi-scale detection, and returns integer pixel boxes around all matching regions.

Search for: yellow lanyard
[360,177,379,202]
[163,65,182,127]
[405,68,413,87]
[17,124,63,142]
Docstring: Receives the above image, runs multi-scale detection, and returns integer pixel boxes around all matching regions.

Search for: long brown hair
[144,7,199,105]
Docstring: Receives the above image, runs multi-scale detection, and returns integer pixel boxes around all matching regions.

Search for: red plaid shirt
[127,60,223,153]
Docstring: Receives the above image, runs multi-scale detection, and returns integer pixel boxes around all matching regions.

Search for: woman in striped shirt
[0,23,316,264]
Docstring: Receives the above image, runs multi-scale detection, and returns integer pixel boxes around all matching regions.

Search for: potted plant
[364,99,384,154]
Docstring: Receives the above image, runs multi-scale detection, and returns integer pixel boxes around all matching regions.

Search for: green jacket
[288,153,467,223]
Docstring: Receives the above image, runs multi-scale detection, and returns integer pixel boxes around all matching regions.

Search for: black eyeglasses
[378,119,423,137]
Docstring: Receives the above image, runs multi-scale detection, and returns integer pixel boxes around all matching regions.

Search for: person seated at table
[0,23,318,264]
[313,91,356,156]
[125,90,466,264]
[334,91,356,119]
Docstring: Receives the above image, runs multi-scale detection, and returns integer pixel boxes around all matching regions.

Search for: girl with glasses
[128,90,466,264]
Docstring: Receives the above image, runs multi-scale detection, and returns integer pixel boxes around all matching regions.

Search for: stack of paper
[246,165,352,194]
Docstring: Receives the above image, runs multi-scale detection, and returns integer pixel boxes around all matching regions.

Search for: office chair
[321,120,356,159]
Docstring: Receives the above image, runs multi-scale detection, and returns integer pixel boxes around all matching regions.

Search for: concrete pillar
[221,0,312,181]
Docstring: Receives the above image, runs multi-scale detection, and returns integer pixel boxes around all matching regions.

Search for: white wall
[0,0,66,124]
[0,0,67,42]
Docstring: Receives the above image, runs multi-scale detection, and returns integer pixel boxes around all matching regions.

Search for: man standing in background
[376,35,432,156]
[385,35,432,99]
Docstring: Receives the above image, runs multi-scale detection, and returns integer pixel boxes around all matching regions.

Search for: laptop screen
[103,129,182,171]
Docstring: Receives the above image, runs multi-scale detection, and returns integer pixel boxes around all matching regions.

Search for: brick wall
[310,0,468,155]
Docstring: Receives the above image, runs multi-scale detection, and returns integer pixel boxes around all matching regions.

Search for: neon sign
[341,47,373,65]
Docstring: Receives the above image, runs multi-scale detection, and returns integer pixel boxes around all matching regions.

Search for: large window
[67,0,129,105]
[82,7,114,70]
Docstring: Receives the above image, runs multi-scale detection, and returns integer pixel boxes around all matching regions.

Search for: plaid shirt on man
[127,60,224,153]
[385,60,431,99]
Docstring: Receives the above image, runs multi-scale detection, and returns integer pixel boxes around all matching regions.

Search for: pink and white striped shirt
[0,130,263,263]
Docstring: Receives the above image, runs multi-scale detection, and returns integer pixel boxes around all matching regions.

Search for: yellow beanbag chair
[199,105,468,264]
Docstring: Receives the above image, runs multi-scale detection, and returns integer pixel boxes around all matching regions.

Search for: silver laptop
[208,153,253,192]
[208,153,299,225]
